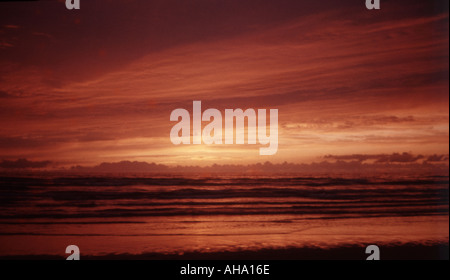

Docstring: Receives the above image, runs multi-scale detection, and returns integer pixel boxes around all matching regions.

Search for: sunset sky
[0,0,448,168]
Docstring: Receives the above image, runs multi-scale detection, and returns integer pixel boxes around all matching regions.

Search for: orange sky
[0,0,448,168]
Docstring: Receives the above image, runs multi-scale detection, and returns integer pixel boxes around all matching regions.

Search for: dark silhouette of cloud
[0,158,52,169]
[427,154,450,162]
[69,153,449,175]
[375,153,425,163]
[324,152,433,163]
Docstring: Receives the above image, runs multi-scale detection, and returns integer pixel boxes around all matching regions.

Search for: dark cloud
[375,153,425,163]
[0,0,357,84]
[324,154,374,162]
[2,0,445,84]
[0,90,14,98]
[0,136,50,149]
[0,132,115,150]
[427,154,450,162]
[0,158,51,169]
[69,157,449,175]
[324,152,429,163]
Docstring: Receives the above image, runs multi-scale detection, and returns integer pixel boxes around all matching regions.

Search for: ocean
[0,174,448,259]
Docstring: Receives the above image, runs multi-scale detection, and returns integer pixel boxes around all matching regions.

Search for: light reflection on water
[0,175,448,256]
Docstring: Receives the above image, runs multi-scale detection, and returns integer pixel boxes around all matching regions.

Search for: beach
[0,174,448,260]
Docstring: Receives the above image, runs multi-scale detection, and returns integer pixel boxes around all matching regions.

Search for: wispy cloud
[3,24,19,29]
[0,0,448,166]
